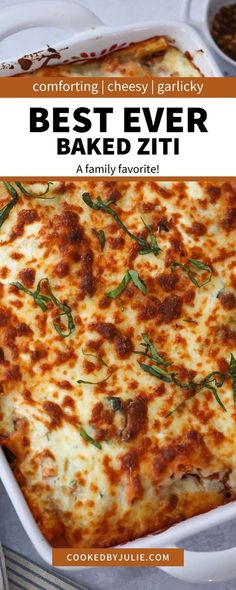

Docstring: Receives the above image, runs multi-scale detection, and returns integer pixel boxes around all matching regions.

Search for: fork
[0,543,9,590]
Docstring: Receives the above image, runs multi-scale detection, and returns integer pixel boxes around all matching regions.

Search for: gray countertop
[0,0,236,588]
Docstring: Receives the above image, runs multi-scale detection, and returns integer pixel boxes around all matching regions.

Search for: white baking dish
[1,447,236,584]
[0,1,233,586]
[0,0,221,76]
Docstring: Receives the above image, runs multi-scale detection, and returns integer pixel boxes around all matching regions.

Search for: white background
[0,2,236,590]
[1,97,235,176]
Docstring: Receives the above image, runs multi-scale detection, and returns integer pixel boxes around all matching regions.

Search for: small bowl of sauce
[208,1,236,65]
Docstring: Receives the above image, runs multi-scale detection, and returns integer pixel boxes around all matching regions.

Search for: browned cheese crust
[0,179,235,547]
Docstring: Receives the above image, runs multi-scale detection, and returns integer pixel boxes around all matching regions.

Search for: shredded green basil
[129,270,147,294]
[11,278,75,338]
[3,182,19,200]
[82,349,108,367]
[137,350,226,412]
[80,427,102,449]
[95,229,106,252]
[167,371,226,415]
[191,372,225,412]
[106,272,130,298]
[0,180,54,232]
[77,372,113,385]
[138,361,172,383]
[229,353,236,405]
[15,181,54,199]
[11,280,50,311]
[171,258,212,288]
[134,334,169,367]
[82,193,161,256]
[0,182,19,228]
[170,371,224,390]
[107,396,122,411]
[106,270,147,298]
[140,217,161,255]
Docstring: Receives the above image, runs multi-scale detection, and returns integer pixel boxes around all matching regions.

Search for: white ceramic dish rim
[0,0,221,76]
[1,2,234,586]
[1,447,236,584]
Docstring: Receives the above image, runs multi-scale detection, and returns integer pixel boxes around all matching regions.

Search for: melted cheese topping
[23,37,202,78]
[0,179,235,547]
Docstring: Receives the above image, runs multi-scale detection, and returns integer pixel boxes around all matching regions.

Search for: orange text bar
[52,547,184,567]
